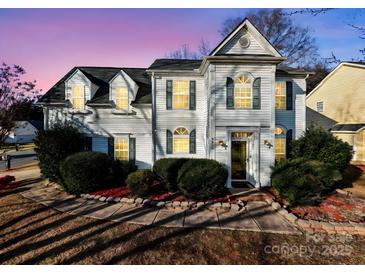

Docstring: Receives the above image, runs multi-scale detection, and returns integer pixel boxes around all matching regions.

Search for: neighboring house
[38,19,311,188]
[5,120,43,144]
[307,62,365,164]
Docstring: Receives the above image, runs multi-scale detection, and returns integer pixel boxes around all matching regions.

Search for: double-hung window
[71,85,85,110]
[172,80,189,109]
[115,87,128,111]
[275,82,286,110]
[173,127,189,153]
[114,137,129,161]
[234,75,252,108]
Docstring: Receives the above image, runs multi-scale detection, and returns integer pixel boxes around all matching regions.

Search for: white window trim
[275,81,286,111]
[172,127,190,154]
[114,136,129,161]
[172,80,190,110]
[70,85,86,110]
[317,101,324,113]
[114,86,129,112]
[274,126,286,161]
[234,74,253,109]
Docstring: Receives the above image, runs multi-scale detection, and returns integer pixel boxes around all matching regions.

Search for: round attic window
[239,35,250,48]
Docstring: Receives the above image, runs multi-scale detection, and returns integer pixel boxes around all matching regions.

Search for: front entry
[231,140,248,181]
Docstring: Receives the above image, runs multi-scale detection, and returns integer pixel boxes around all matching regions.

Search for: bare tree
[166,38,212,59]
[0,63,40,147]
[219,9,319,67]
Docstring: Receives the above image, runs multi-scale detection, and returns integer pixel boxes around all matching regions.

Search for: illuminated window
[275,126,286,161]
[234,74,252,108]
[173,127,189,153]
[173,80,189,109]
[71,85,84,110]
[115,87,128,110]
[275,82,286,110]
[115,137,129,161]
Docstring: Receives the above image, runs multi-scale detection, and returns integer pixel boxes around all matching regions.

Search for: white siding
[109,71,139,107]
[47,105,153,169]
[65,70,92,102]
[154,75,207,159]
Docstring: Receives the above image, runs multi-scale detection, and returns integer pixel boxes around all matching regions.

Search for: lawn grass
[1,183,365,264]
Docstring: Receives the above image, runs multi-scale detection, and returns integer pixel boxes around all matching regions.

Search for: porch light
[264,140,273,149]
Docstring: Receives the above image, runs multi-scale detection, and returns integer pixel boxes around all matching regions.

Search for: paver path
[18,179,300,235]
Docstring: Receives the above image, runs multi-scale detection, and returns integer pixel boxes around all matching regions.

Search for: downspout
[151,72,157,164]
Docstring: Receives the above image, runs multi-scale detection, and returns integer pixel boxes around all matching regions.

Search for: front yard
[1,179,365,264]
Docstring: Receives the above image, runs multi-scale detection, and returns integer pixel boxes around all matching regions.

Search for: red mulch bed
[0,175,16,191]
[290,194,365,223]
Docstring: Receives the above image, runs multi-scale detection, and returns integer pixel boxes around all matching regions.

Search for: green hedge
[153,158,189,192]
[291,125,353,172]
[34,122,85,182]
[60,151,112,195]
[177,159,228,200]
[271,159,342,206]
[111,160,137,184]
[126,169,157,198]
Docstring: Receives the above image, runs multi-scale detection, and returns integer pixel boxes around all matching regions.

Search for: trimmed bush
[60,151,112,195]
[34,122,86,182]
[291,125,353,172]
[271,159,342,206]
[126,169,157,198]
[111,160,137,184]
[153,158,189,192]
[177,159,228,200]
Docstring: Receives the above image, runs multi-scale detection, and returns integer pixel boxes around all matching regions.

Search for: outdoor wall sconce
[211,138,228,149]
[264,140,273,149]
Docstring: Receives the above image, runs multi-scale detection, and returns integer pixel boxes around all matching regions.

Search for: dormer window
[71,85,85,110]
[115,87,128,111]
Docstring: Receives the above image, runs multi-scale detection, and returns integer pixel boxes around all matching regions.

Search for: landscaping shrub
[34,122,85,182]
[290,125,353,172]
[153,158,189,192]
[271,159,342,206]
[0,175,16,185]
[111,160,137,184]
[60,151,112,195]
[126,169,157,198]
[177,159,228,200]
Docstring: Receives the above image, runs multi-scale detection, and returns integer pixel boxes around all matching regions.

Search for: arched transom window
[173,127,189,153]
[234,74,252,108]
[275,126,286,161]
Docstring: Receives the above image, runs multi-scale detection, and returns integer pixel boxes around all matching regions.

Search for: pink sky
[1,9,364,93]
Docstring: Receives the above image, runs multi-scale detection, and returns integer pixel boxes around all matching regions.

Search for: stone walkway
[19,180,300,235]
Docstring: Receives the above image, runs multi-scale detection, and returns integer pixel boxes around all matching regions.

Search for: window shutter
[226,77,234,109]
[84,137,92,151]
[253,77,261,109]
[129,137,136,164]
[286,81,293,110]
[108,137,114,159]
[189,129,196,154]
[166,80,173,110]
[189,80,196,110]
[286,129,293,158]
[166,130,173,154]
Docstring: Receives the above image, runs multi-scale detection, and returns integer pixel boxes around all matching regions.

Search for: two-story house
[38,19,310,188]
[307,62,365,164]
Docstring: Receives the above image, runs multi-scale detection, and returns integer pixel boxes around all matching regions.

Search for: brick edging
[264,197,365,236]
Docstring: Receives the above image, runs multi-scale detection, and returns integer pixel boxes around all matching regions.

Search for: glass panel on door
[231,141,247,180]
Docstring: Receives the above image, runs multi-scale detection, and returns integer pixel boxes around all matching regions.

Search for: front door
[231,141,248,180]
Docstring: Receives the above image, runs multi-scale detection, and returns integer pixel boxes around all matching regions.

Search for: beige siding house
[307,62,365,164]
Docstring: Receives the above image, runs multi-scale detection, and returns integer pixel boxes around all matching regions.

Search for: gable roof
[307,62,365,99]
[209,18,282,57]
[306,107,337,131]
[39,67,151,105]
[148,59,202,71]
[331,123,365,133]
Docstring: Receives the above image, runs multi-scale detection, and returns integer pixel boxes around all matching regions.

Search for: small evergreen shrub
[126,169,157,198]
[271,159,342,206]
[153,158,189,192]
[111,160,137,184]
[60,151,112,195]
[34,122,85,182]
[177,159,228,200]
[290,125,353,172]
